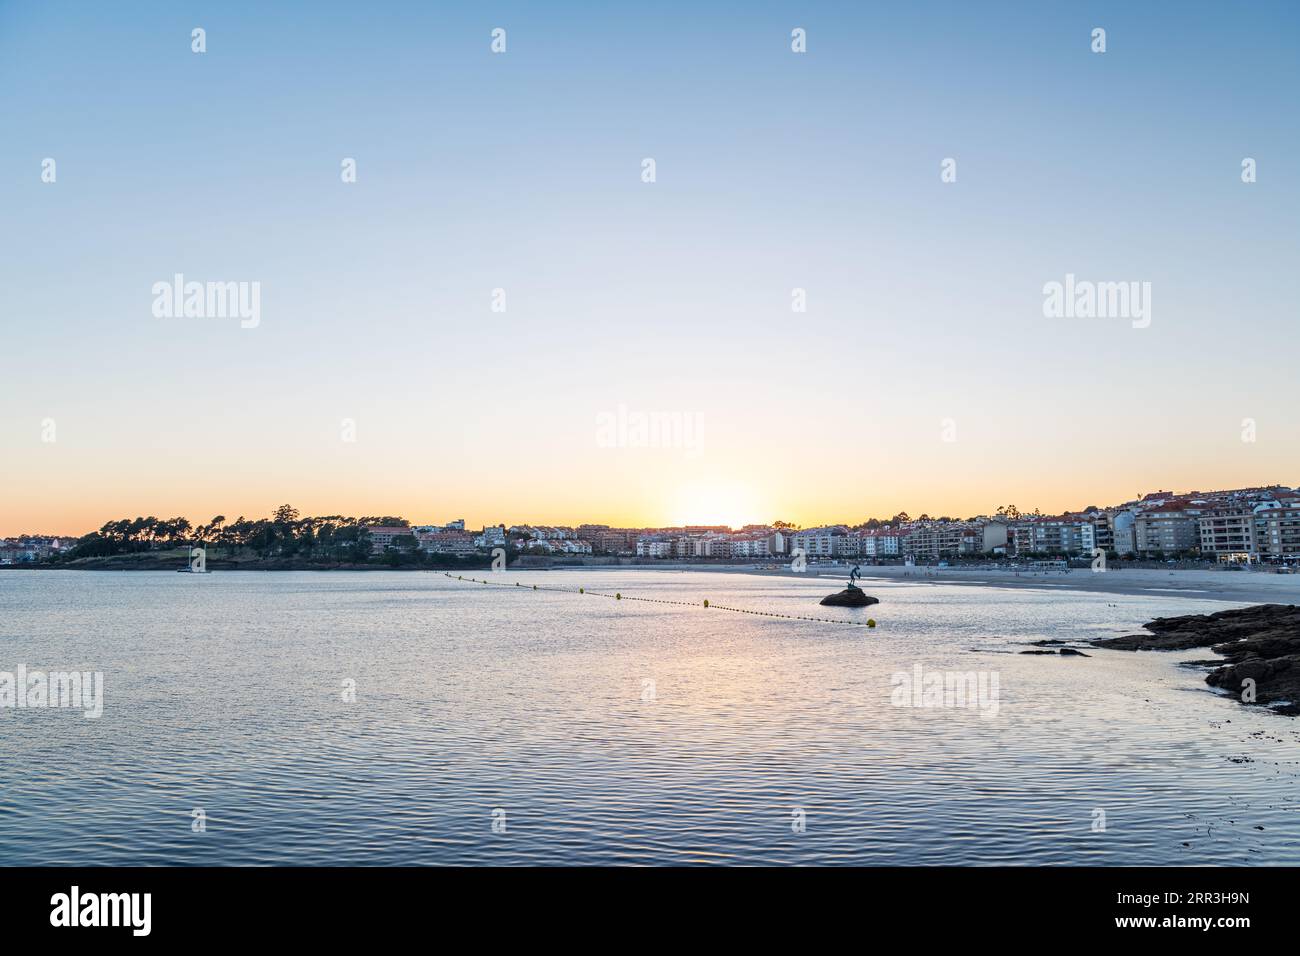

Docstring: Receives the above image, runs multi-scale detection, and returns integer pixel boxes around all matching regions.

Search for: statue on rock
[820,565,878,608]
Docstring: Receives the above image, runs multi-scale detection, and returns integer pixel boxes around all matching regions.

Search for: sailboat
[177,546,210,573]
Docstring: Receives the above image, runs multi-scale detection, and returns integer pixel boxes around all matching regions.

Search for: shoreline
[542,562,1300,605]
[10,557,1300,605]
[1092,604,1300,716]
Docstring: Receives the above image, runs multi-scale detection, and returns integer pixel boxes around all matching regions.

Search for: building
[1253,502,1300,562]
[1110,510,1137,555]
[588,529,636,554]
[1008,522,1036,557]
[979,520,1009,553]
[1197,509,1258,560]
[1028,516,1096,556]
[790,528,840,558]
[1086,512,1114,552]
[416,530,475,554]
[523,538,592,555]
[635,539,672,558]
[861,529,902,558]
[904,523,969,560]
[365,525,414,552]
[1134,506,1201,556]
[834,531,862,558]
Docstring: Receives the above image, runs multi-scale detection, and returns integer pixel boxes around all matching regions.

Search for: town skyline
[9,480,1300,567]
[7,479,1298,541]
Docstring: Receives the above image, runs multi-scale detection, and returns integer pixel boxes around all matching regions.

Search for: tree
[351,527,372,562]
[273,504,300,525]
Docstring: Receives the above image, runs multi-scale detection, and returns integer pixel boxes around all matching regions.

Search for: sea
[1,569,1297,865]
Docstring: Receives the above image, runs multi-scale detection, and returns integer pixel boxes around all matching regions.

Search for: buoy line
[443,572,877,628]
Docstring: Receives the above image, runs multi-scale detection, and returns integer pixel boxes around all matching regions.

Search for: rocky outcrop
[1205,654,1300,715]
[1092,604,1300,715]
[819,587,879,608]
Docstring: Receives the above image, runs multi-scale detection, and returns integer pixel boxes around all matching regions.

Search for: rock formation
[1092,604,1300,715]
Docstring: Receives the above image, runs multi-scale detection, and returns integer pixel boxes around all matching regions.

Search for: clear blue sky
[2,1,1297,533]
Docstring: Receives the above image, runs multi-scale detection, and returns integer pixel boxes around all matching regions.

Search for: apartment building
[904,524,969,560]
[673,535,731,558]
[366,525,414,552]
[416,530,475,554]
[522,538,592,555]
[635,539,672,558]
[835,531,862,558]
[861,529,902,558]
[1197,509,1258,559]
[729,536,772,559]
[790,528,839,558]
[1008,523,1035,556]
[587,529,637,554]
[1254,502,1300,561]
[980,520,1010,553]
[1088,512,1114,552]
[1134,506,1201,555]
[1110,510,1137,555]
[1030,517,1096,556]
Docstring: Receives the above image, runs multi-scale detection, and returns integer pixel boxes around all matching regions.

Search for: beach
[624,563,1300,605]
[841,565,1300,605]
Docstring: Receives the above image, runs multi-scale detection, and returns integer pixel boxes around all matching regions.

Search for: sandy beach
[803,564,1300,604]
[577,562,1300,605]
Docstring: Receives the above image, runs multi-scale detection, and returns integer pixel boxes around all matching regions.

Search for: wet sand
[604,563,1300,605]
[808,565,1300,604]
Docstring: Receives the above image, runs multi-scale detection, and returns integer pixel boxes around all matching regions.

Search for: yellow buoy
[703,599,709,608]
[580,587,584,594]
[616,593,621,600]
[867,619,876,628]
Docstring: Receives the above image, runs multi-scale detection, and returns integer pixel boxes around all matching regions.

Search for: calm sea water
[1,569,1298,866]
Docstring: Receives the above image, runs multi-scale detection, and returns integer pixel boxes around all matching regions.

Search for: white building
[790,528,839,558]
[861,530,902,558]
[636,539,672,558]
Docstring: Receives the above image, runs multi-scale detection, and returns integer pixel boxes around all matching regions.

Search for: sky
[2,1,1298,535]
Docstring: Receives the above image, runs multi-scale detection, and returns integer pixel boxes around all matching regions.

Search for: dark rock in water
[1020,649,1058,655]
[1058,647,1090,657]
[1093,604,1300,652]
[1206,654,1300,716]
[819,587,879,608]
[1092,604,1300,715]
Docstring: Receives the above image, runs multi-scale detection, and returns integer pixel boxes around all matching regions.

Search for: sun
[668,481,766,529]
